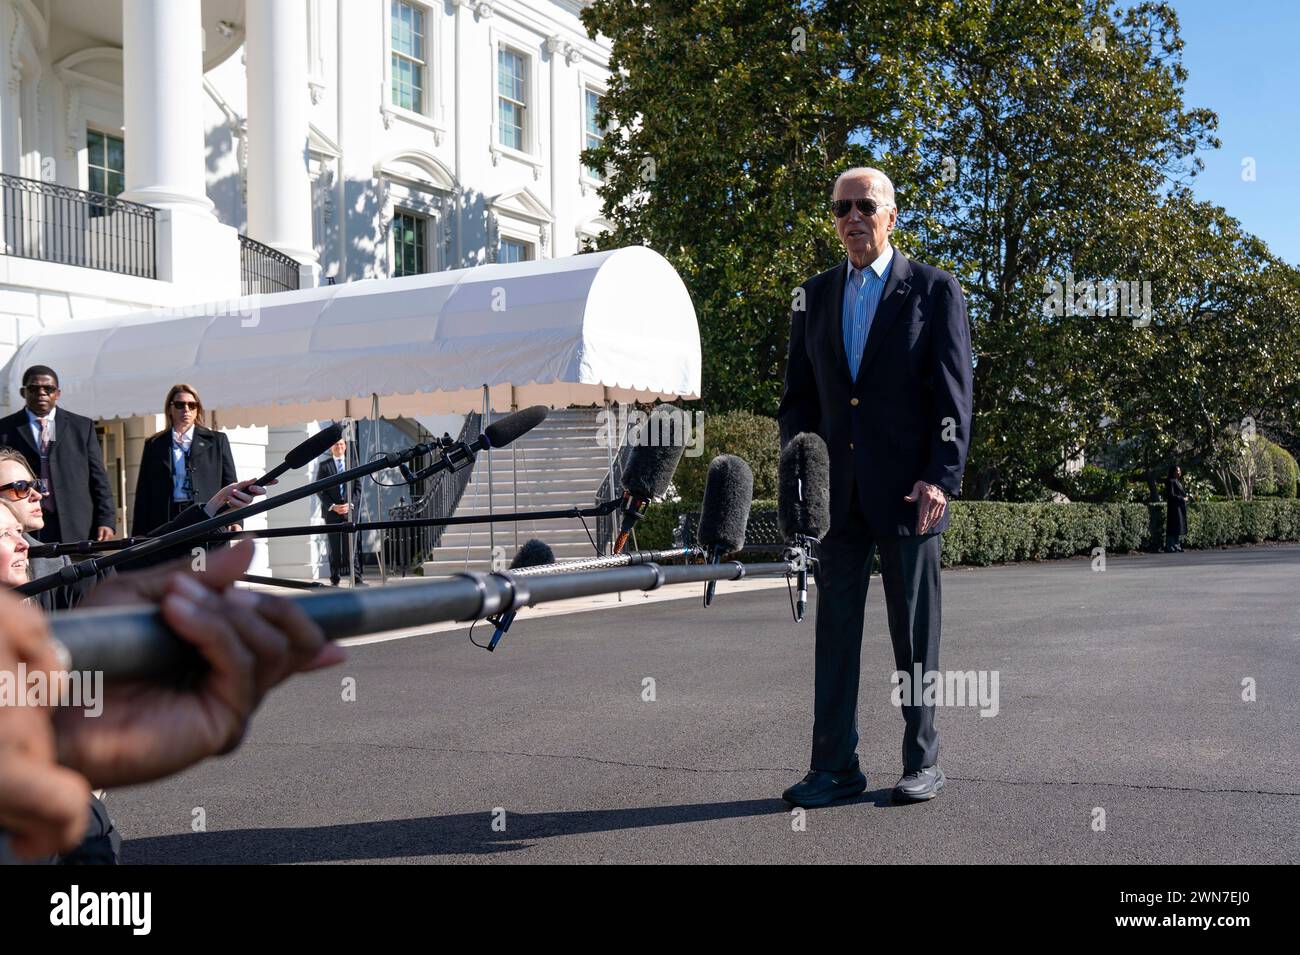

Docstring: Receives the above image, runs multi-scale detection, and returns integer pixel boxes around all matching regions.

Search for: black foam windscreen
[288,422,344,468]
[510,538,555,569]
[778,432,830,540]
[484,406,548,448]
[697,454,753,553]
[621,406,687,499]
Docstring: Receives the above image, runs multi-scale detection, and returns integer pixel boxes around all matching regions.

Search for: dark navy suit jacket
[777,251,974,536]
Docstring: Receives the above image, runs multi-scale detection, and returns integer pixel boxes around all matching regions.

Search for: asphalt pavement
[108,543,1300,864]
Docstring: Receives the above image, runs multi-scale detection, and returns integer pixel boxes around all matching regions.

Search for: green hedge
[633,498,1300,566]
[671,410,781,503]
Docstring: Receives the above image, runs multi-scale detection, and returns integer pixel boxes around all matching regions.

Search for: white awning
[9,245,700,426]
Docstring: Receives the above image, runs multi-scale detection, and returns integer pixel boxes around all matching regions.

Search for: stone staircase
[420,407,616,575]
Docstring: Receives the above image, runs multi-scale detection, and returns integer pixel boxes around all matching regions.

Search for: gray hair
[833,167,896,208]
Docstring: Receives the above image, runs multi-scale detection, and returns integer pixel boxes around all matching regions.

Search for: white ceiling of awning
[9,245,701,427]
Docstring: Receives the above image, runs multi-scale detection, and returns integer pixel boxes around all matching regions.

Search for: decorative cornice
[451,0,494,19]
[9,14,26,94]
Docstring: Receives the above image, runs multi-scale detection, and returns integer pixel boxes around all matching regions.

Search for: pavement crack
[298,741,1300,795]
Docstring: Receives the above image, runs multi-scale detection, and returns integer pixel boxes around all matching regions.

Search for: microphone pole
[50,558,799,683]
[16,452,423,597]
[18,406,549,598]
[27,498,626,559]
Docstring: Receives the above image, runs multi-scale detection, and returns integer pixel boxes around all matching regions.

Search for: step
[438,527,600,546]
[475,446,613,462]
[455,473,609,489]
[460,472,608,486]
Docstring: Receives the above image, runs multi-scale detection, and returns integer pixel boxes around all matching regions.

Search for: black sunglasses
[0,479,47,501]
[172,401,199,411]
[831,197,891,218]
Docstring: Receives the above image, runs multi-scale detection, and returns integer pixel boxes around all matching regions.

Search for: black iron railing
[0,173,156,278]
[239,234,301,294]
[383,412,482,574]
[674,509,785,556]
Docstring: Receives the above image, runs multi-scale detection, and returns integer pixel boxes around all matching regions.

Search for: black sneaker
[781,758,867,808]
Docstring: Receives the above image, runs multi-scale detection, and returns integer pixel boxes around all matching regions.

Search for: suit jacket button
[849,442,855,450]
[850,397,859,407]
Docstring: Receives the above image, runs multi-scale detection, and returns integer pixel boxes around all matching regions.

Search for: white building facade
[0,0,613,576]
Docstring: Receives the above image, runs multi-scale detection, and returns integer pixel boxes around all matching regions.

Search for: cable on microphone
[478,538,555,651]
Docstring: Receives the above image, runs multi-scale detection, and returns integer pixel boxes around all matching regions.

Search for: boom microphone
[613,406,686,554]
[778,433,830,622]
[698,454,753,607]
[486,538,555,651]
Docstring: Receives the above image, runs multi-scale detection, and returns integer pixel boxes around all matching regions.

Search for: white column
[119,0,213,214]
[245,0,319,279]
[119,0,240,300]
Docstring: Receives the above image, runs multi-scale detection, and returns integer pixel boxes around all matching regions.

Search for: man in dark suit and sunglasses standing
[777,167,973,807]
[0,366,116,545]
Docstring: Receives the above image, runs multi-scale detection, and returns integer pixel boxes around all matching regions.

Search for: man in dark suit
[0,366,116,544]
[777,167,973,807]
[316,434,363,586]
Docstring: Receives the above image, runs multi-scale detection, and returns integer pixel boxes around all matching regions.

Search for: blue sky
[1173,0,1300,264]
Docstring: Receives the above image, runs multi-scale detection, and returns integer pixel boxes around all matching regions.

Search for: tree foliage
[581,0,1300,500]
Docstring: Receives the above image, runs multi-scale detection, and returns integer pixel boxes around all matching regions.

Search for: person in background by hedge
[1164,464,1189,552]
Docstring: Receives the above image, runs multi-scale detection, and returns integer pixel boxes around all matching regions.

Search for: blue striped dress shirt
[842,245,894,381]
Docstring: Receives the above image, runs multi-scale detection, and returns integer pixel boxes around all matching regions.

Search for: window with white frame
[392,210,428,277]
[391,0,427,114]
[583,87,606,180]
[497,47,529,152]
[500,237,533,263]
[86,129,125,197]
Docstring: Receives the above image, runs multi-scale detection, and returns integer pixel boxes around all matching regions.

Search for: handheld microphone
[778,433,830,622]
[18,410,549,600]
[486,539,555,651]
[697,454,753,607]
[251,422,344,488]
[410,406,548,482]
[613,407,686,554]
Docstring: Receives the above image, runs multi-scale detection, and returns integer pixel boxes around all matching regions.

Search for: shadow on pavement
[122,788,909,863]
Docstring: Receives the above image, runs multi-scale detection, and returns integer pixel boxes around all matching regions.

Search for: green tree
[581,0,1300,504]
[581,0,944,413]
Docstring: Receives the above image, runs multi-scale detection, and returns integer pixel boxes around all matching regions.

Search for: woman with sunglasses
[1,446,266,602]
[0,447,106,612]
[131,384,238,538]
[0,492,122,863]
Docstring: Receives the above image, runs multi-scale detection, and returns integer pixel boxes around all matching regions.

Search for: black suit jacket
[132,425,237,536]
[0,407,116,542]
[777,252,974,536]
[315,457,358,523]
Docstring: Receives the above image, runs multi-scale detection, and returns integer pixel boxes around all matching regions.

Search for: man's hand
[331,503,350,516]
[205,478,267,516]
[54,540,346,788]
[904,480,948,535]
[206,478,266,535]
[95,526,114,542]
[0,594,92,860]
